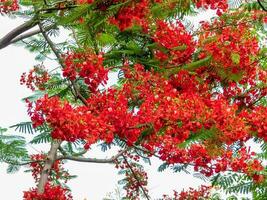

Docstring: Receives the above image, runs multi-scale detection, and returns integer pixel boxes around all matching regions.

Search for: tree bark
[37,140,61,194]
[0,19,38,50]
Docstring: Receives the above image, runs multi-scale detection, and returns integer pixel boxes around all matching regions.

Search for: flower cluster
[163,185,211,200]
[28,62,265,179]
[28,89,141,147]
[20,65,50,91]
[115,152,148,199]
[23,183,72,200]
[0,0,18,13]
[192,0,228,15]
[109,0,150,31]
[62,51,108,93]
[198,19,260,81]
[241,106,267,142]
[159,143,263,178]
[222,69,267,108]
[28,95,100,143]
[153,20,195,66]
[29,154,66,183]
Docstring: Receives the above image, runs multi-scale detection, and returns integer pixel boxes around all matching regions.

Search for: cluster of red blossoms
[29,154,66,183]
[222,70,267,108]
[109,0,150,31]
[198,19,260,81]
[76,0,228,31]
[23,154,72,200]
[193,0,228,15]
[20,65,50,91]
[158,142,264,179]
[108,0,228,31]
[163,185,211,200]
[153,20,195,66]
[0,0,18,13]
[62,51,108,93]
[115,153,148,199]
[29,62,266,179]
[240,106,267,142]
[23,183,72,200]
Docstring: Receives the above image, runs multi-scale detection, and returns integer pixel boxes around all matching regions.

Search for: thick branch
[10,24,56,45]
[0,19,38,50]
[57,148,129,163]
[37,140,61,194]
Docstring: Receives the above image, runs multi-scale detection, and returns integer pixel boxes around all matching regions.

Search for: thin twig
[258,0,267,11]
[122,154,150,200]
[38,22,88,106]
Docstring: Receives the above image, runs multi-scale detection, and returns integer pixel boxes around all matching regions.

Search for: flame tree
[0,0,267,199]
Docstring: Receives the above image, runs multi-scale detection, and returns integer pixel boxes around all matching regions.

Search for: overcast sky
[0,13,222,199]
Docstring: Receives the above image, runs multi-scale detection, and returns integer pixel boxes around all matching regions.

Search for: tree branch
[37,140,62,194]
[0,19,38,50]
[38,22,88,106]
[257,0,267,11]
[9,24,56,45]
[57,148,129,163]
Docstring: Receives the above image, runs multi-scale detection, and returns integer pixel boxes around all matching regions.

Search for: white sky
[0,13,221,199]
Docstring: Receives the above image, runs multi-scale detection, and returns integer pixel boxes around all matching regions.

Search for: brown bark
[0,19,38,50]
[37,140,61,194]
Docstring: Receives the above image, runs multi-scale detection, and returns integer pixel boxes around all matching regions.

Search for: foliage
[0,0,267,199]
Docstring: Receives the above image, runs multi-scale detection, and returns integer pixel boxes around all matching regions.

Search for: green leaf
[0,128,29,170]
[30,131,52,144]
[178,127,216,148]
[6,164,21,174]
[172,44,187,51]
[96,33,116,45]
[158,162,169,172]
[231,53,240,64]
[22,90,45,102]
[57,5,90,25]
[10,122,35,134]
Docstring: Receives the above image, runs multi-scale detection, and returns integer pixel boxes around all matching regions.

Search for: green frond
[57,5,91,25]
[10,122,35,134]
[6,164,21,174]
[213,172,253,195]
[178,127,216,148]
[193,172,209,182]
[98,142,112,152]
[158,162,169,172]
[30,131,51,144]
[0,127,29,172]
[170,163,190,174]
[22,90,45,102]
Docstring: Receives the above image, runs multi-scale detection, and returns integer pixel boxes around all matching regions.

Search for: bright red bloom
[62,51,108,93]
[0,0,18,13]
[23,183,72,200]
[153,20,195,66]
[29,154,67,183]
[109,0,150,31]
[163,185,211,200]
[20,65,50,91]
[198,19,260,81]
[192,0,228,15]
